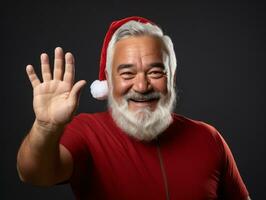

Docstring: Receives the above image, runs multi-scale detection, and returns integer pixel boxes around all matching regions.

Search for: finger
[40,53,52,81]
[53,47,64,80]
[63,52,75,85]
[26,65,41,88]
[69,80,87,102]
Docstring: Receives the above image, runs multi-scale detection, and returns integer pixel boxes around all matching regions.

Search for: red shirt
[60,111,249,200]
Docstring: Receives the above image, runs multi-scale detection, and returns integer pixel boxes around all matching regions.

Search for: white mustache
[124,91,161,102]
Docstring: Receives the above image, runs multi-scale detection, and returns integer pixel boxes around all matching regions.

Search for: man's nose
[132,73,151,93]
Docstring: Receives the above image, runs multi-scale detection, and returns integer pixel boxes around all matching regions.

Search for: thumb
[69,80,87,102]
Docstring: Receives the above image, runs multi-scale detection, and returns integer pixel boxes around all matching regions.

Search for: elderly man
[17,16,250,200]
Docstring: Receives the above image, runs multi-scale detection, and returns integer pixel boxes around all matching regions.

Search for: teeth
[132,99,152,102]
[131,99,147,102]
[129,98,159,102]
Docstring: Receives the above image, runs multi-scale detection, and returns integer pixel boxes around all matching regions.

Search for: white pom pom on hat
[90,16,154,100]
[90,80,108,100]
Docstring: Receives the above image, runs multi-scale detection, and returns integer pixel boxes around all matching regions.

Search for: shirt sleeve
[59,115,91,183]
[217,133,249,199]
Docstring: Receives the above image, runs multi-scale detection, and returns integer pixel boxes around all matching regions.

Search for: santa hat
[90,16,154,100]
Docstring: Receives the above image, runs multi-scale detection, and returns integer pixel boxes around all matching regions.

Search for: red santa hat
[90,16,154,100]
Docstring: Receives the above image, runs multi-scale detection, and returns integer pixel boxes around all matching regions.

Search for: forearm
[17,120,65,186]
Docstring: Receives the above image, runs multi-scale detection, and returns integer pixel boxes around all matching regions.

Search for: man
[17,16,250,199]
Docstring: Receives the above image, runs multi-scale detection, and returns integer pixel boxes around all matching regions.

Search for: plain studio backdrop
[1,1,265,199]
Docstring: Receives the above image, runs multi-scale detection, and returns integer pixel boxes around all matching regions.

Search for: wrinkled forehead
[112,35,166,68]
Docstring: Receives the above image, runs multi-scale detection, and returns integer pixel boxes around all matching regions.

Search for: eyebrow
[117,64,134,72]
[116,62,165,72]
[149,62,165,69]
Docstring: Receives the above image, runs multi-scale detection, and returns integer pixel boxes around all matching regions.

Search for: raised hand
[26,47,86,127]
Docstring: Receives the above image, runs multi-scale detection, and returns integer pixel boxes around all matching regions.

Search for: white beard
[108,88,176,141]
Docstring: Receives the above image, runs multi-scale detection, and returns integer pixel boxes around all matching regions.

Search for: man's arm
[16,47,86,186]
[17,121,73,186]
[216,130,251,200]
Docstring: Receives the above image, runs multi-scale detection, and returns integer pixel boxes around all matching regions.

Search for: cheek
[150,77,168,94]
[112,76,133,98]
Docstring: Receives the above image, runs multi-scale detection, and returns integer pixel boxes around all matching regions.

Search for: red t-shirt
[60,111,249,200]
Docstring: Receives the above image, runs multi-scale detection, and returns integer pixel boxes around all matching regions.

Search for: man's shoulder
[171,113,220,137]
[171,113,226,152]
[67,111,111,127]
[74,111,110,121]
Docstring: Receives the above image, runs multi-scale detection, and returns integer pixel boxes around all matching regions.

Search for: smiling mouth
[129,98,159,103]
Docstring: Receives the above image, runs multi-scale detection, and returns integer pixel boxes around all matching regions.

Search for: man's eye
[120,72,135,79]
[148,71,165,78]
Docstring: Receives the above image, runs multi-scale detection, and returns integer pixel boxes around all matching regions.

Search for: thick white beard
[108,88,176,141]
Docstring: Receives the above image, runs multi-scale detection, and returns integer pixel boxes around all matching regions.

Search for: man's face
[107,35,175,141]
[111,35,168,112]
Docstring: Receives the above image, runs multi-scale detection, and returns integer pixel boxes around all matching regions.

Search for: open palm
[26,47,86,126]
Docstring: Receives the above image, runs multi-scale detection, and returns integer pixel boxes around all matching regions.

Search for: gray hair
[106,20,177,92]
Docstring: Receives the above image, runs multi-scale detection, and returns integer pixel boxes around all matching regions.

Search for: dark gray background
[1,1,265,199]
